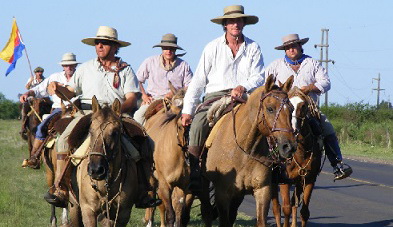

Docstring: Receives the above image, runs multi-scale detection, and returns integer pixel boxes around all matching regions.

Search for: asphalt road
[238,158,393,226]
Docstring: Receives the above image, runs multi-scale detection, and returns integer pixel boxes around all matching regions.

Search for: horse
[271,87,323,227]
[20,97,52,164]
[41,101,79,227]
[66,96,139,226]
[142,83,194,227]
[199,75,297,227]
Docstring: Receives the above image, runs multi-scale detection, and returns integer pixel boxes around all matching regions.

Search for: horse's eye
[267,107,274,113]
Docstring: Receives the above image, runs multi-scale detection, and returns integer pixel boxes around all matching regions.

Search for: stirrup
[44,187,68,208]
[334,163,353,181]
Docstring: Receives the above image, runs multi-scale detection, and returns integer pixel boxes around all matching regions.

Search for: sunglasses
[94,39,114,46]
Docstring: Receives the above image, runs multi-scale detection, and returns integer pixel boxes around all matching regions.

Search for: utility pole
[372,73,384,108]
[314,28,334,107]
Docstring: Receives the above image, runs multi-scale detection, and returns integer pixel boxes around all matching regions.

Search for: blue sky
[1,0,392,106]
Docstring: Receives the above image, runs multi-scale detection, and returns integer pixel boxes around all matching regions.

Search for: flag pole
[13,17,34,78]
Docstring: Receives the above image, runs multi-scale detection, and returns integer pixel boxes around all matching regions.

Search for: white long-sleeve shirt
[265,57,330,102]
[183,33,265,115]
[31,71,76,109]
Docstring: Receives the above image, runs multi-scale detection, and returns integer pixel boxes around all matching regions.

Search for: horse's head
[288,87,309,134]
[250,75,297,160]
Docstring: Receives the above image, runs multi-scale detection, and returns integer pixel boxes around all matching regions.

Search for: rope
[27,103,42,122]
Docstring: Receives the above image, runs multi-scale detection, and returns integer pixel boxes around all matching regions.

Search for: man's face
[62,64,77,76]
[285,43,302,60]
[225,18,245,38]
[34,71,43,78]
[95,39,118,59]
[161,47,176,62]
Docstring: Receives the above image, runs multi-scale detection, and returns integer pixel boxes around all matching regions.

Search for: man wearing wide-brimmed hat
[181,5,265,193]
[25,66,45,89]
[134,33,193,125]
[44,26,161,209]
[266,33,352,180]
[20,52,80,169]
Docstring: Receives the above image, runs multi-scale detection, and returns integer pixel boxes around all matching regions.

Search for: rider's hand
[301,84,320,95]
[230,85,246,98]
[181,114,192,127]
[19,93,29,103]
[141,93,153,105]
[164,91,174,100]
[47,82,64,96]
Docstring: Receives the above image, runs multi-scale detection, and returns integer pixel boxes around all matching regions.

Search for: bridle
[232,90,294,166]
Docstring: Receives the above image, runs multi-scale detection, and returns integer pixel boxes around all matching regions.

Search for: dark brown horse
[143,84,194,227]
[67,96,139,226]
[199,75,297,227]
[271,87,323,227]
[20,97,52,165]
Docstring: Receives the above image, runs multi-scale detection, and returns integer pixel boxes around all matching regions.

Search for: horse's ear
[68,113,92,150]
[281,75,294,93]
[112,98,121,116]
[168,81,177,95]
[264,74,276,92]
[92,95,101,113]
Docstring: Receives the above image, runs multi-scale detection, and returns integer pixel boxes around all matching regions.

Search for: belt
[81,103,92,110]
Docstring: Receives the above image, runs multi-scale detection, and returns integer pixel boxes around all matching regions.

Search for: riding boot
[324,134,353,180]
[23,139,45,169]
[134,159,162,208]
[44,153,71,208]
[188,146,203,194]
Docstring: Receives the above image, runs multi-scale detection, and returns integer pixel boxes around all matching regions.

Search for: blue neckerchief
[285,54,310,65]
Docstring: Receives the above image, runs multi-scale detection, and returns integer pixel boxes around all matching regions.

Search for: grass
[0,120,254,226]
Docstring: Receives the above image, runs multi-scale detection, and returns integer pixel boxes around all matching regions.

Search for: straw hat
[275,34,309,50]
[153,33,184,50]
[211,5,259,25]
[58,53,80,65]
[82,26,131,47]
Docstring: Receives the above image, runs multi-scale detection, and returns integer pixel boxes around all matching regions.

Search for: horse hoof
[21,159,29,168]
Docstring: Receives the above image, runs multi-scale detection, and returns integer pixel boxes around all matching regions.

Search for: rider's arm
[47,81,75,100]
[19,90,35,103]
[121,92,138,114]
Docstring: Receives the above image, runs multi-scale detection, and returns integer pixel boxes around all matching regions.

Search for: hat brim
[58,61,80,65]
[211,14,259,25]
[275,38,309,50]
[81,37,131,47]
[153,43,184,50]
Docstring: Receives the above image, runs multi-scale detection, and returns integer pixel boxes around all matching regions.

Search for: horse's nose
[278,140,297,159]
[88,161,108,180]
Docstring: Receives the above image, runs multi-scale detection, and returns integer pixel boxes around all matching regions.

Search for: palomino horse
[271,87,323,227]
[199,75,297,227]
[66,96,139,226]
[143,83,194,227]
[20,97,52,163]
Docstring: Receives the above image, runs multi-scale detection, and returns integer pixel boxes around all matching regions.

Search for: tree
[0,93,20,119]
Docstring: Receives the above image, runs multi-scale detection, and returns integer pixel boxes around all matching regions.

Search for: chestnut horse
[271,87,323,227]
[20,97,52,163]
[199,75,297,227]
[67,97,139,226]
[143,84,194,227]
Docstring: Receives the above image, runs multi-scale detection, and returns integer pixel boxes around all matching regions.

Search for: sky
[0,0,392,106]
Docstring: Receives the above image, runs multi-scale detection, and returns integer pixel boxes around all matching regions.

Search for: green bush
[0,93,20,119]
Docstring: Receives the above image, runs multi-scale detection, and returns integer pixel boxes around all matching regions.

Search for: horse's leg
[229,194,244,225]
[279,184,291,227]
[69,204,83,227]
[158,203,165,227]
[271,183,282,227]
[254,185,272,227]
[215,188,232,227]
[50,205,57,227]
[157,181,175,227]
[181,193,194,226]
[291,184,302,227]
[171,187,186,227]
[143,207,155,227]
[300,183,314,227]
[80,206,97,227]
[198,178,214,227]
